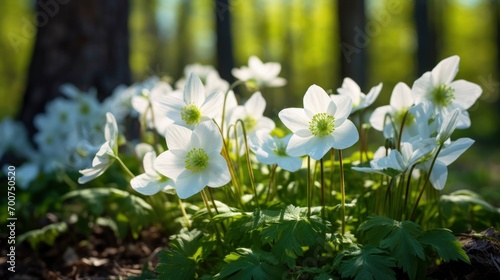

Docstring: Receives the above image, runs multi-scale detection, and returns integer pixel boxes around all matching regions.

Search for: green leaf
[358,216,425,280]
[379,221,425,280]
[156,228,214,280]
[156,249,196,280]
[339,245,396,280]
[62,188,154,239]
[260,205,329,268]
[18,222,68,250]
[358,215,398,245]
[219,248,286,280]
[419,228,470,263]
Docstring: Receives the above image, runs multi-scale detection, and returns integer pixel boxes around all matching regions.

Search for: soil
[0,224,168,279]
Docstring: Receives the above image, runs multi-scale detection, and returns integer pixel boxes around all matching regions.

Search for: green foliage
[439,190,500,232]
[218,248,286,280]
[336,245,397,280]
[357,215,470,280]
[18,222,68,250]
[418,228,470,263]
[62,187,155,239]
[156,228,215,280]
[260,205,329,268]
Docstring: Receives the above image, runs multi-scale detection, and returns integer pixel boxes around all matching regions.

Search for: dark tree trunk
[214,0,235,84]
[19,0,131,137]
[414,0,438,76]
[337,0,367,89]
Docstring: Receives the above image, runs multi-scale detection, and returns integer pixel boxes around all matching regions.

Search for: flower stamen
[309,113,335,137]
[430,84,455,107]
[181,104,202,125]
[185,148,209,173]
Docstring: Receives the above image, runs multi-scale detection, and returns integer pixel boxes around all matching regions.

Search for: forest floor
[0,224,167,279]
[1,224,499,279]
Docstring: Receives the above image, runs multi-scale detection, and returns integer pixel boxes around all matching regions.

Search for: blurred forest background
[0,0,499,203]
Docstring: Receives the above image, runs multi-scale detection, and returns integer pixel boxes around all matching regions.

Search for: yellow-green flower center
[430,84,454,107]
[309,113,335,137]
[181,104,202,125]
[185,148,209,173]
[243,116,257,132]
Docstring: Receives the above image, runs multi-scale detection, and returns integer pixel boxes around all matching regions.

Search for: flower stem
[338,150,346,235]
[307,156,312,218]
[236,119,258,208]
[329,149,336,204]
[177,197,191,228]
[113,155,135,179]
[320,158,325,217]
[266,164,278,203]
[409,144,444,221]
[213,120,245,210]
[403,165,416,220]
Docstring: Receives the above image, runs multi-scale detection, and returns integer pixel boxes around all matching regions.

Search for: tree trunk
[19,0,131,137]
[414,0,438,76]
[215,0,235,84]
[337,0,367,89]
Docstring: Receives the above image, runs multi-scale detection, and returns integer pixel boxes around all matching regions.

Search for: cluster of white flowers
[352,56,481,190]
[0,83,137,188]
[1,55,481,197]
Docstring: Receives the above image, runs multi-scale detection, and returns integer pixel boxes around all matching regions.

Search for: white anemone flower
[230,91,275,142]
[336,77,382,113]
[412,55,482,129]
[249,131,302,172]
[369,82,417,140]
[231,56,286,88]
[78,112,119,184]
[352,142,427,178]
[279,84,359,160]
[417,138,474,190]
[154,122,231,199]
[132,81,174,136]
[131,151,175,195]
[155,73,223,130]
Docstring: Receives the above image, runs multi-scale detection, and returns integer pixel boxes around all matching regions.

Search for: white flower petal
[245,92,266,117]
[362,83,382,109]
[390,82,413,109]
[437,138,474,165]
[286,134,313,158]
[165,124,193,150]
[304,85,331,113]
[142,151,158,178]
[277,156,302,172]
[306,135,335,160]
[206,155,231,187]
[332,95,352,122]
[331,120,359,149]
[449,80,482,110]
[194,122,223,153]
[154,150,185,180]
[279,108,310,132]
[431,55,460,85]
[104,112,118,143]
[78,161,112,184]
[429,162,448,190]
[184,73,205,106]
[200,90,224,119]
[130,174,164,195]
[369,105,392,131]
[175,170,207,199]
